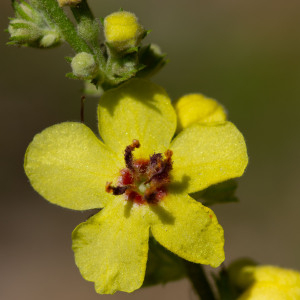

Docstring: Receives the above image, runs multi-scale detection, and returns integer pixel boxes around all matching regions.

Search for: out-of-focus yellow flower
[232,263,300,299]
[24,79,248,294]
[174,93,227,132]
[104,11,144,51]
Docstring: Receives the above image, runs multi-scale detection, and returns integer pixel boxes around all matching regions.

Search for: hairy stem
[31,0,92,53]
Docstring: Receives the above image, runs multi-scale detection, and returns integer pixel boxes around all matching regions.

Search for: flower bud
[8,20,42,43]
[71,52,98,79]
[8,1,62,48]
[40,32,61,48]
[104,11,144,51]
[175,93,227,132]
[57,0,82,7]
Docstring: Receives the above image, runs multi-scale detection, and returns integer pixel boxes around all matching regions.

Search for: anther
[124,139,140,170]
[105,182,128,195]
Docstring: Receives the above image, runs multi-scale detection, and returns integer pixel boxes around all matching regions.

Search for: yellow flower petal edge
[175,93,227,132]
[98,78,177,159]
[24,122,120,210]
[237,266,300,299]
[72,199,150,294]
[171,122,248,194]
[150,193,224,268]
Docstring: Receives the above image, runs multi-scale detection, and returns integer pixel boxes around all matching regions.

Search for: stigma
[106,140,173,205]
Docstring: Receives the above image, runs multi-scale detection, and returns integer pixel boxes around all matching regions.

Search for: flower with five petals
[24,79,248,294]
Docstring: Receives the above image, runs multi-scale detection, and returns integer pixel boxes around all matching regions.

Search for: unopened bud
[57,0,82,7]
[104,11,144,51]
[40,32,61,48]
[8,20,41,43]
[175,94,227,132]
[71,52,98,79]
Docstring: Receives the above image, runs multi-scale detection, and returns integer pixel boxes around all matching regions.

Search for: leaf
[142,238,186,287]
[190,179,239,206]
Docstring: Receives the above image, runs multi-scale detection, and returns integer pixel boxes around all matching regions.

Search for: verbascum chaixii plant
[7,0,300,298]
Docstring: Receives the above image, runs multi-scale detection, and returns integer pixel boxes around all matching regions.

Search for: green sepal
[9,22,32,29]
[12,0,33,21]
[142,237,186,287]
[66,72,80,79]
[190,179,238,207]
[136,44,168,78]
[65,56,72,63]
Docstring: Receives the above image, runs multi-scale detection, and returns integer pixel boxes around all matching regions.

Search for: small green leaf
[65,56,73,63]
[190,179,238,206]
[66,72,80,79]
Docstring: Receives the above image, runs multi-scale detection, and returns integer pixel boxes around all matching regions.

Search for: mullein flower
[24,79,248,294]
[174,93,227,132]
[230,263,300,299]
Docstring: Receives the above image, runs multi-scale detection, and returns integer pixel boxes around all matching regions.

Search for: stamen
[124,139,140,170]
[106,141,173,205]
[105,182,128,195]
[145,150,173,184]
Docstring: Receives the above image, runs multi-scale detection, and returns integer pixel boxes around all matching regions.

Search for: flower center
[105,139,173,205]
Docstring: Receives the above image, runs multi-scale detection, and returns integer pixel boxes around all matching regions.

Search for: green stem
[70,0,106,68]
[31,0,92,53]
[71,0,94,21]
[184,261,216,300]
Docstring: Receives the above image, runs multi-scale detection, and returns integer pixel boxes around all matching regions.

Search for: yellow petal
[24,122,120,210]
[170,122,248,194]
[238,282,291,300]
[72,199,150,294]
[235,265,300,299]
[150,193,224,267]
[175,93,227,132]
[98,78,176,160]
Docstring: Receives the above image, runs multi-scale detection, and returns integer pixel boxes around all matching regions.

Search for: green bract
[24,79,248,294]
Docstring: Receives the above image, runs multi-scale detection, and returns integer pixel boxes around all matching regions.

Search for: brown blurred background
[1,0,300,299]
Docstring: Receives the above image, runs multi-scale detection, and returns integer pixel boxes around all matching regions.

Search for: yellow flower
[174,93,227,132]
[104,11,144,51]
[232,264,300,299]
[24,79,248,294]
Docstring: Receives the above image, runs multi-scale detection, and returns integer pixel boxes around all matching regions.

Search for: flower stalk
[184,261,216,300]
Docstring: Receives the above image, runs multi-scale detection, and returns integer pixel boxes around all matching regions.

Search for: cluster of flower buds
[7,0,61,48]
[7,2,168,89]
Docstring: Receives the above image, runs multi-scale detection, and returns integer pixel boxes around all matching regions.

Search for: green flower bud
[104,11,145,52]
[8,20,42,43]
[71,52,98,79]
[40,32,61,48]
[7,1,62,48]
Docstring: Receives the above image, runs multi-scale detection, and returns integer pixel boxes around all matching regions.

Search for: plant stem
[184,261,216,300]
[70,0,106,68]
[31,0,92,53]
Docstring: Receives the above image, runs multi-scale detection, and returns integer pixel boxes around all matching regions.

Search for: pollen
[106,140,173,205]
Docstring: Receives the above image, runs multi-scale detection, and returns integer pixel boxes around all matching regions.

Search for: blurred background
[1,0,300,299]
